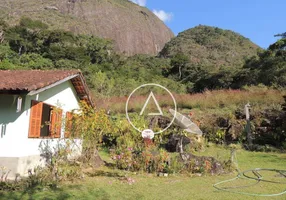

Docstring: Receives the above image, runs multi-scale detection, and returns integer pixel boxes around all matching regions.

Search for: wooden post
[179,135,184,153]
[230,148,235,163]
[245,103,252,147]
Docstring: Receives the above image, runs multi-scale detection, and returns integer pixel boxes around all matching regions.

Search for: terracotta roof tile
[0,70,80,91]
[0,70,94,107]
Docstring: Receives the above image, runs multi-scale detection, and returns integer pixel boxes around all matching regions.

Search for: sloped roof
[0,70,94,107]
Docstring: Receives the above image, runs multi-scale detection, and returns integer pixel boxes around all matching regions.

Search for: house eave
[0,70,95,108]
[0,90,28,95]
[70,74,95,108]
[27,73,95,108]
[27,74,79,96]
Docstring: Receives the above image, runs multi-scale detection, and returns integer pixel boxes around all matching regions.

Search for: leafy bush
[111,144,171,173]
[19,53,54,69]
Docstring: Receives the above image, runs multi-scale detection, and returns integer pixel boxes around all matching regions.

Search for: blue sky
[131,0,286,49]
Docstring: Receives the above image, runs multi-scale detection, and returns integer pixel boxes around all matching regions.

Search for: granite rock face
[0,0,174,56]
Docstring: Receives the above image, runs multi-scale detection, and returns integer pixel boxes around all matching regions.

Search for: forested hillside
[234,34,286,88]
[159,25,262,92]
[1,18,286,95]
[0,18,184,96]
[160,25,260,67]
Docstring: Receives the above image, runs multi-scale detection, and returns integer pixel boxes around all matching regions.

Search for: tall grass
[95,87,285,114]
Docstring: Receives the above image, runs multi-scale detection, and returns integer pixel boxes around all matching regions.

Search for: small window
[28,100,62,138]
[40,103,52,137]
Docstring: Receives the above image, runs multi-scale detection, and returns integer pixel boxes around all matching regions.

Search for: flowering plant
[111,147,134,171]
[111,145,170,173]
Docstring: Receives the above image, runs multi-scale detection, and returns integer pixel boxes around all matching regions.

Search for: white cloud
[130,0,147,7]
[153,9,173,22]
[129,1,173,22]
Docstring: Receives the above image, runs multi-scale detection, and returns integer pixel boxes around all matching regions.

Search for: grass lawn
[1,146,286,200]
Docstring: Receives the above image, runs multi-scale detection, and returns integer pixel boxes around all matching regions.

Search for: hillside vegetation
[1,18,286,94]
[234,34,286,88]
[0,0,174,56]
[160,25,260,67]
[159,26,286,92]
[0,18,185,96]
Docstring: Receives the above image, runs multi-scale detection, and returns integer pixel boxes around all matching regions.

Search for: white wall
[0,80,81,157]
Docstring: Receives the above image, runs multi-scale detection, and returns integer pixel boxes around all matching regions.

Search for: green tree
[19,53,53,69]
[239,34,286,87]
[0,19,8,44]
[91,71,115,97]
[5,17,48,55]
[169,53,189,81]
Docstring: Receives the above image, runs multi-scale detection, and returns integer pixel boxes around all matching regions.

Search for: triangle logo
[140,91,163,116]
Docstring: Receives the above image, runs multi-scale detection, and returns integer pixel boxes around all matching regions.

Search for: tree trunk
[18,45,23,55]
[92,147,104,168]
[179,65,182,80]
[0,31,4,43]
[246,120,252,146]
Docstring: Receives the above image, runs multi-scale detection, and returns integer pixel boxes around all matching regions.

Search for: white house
[0,70,94,179]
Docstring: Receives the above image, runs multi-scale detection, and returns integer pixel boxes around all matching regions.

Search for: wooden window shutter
[65,112,73,138]
[28,100,43,138]
[50,108,63,138]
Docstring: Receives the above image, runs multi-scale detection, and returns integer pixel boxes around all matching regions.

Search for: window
[28,100,62,138]
[40,103,52,137]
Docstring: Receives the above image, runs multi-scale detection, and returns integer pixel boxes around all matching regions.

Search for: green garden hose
[213,152,286,196]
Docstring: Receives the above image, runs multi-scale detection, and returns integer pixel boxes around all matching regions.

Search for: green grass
[1,146,286,200]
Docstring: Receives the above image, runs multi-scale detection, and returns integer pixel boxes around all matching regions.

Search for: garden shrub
[111,143,171,174]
